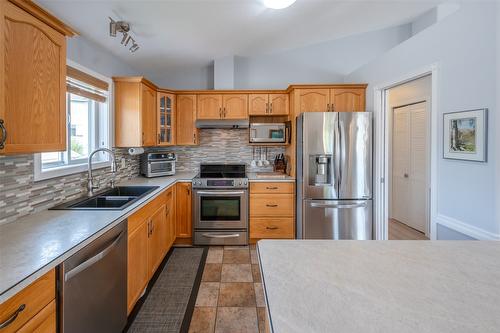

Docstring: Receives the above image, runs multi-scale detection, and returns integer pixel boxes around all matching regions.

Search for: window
[34,62,111,181]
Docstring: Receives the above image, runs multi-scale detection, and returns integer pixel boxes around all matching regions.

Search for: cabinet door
[148,204,167,277]
[157,93,175,145]
[269,94,289,115]
[297,89,329,113]
[176,95,198,145]
[127,221,148,314]
[197,94,222,119]
[165,186,176,251]
[141,84,157,146]
[248,94,269,115]
[0,2,66,154]
[175,182,192,238]
[223,94,248,119]
[330,88,365,112]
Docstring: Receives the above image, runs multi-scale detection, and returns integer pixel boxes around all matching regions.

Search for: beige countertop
[257,240,500,333]
[0,172,196,303]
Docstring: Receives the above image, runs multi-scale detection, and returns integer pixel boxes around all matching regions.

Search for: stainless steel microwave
[249,123,287,143]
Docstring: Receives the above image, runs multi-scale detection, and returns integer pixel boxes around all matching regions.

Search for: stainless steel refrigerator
[296,112,373,240]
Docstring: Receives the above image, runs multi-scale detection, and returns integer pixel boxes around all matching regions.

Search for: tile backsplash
[0,128,285,225]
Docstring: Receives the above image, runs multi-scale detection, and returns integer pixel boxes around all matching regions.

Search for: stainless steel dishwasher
[59,220,127,333]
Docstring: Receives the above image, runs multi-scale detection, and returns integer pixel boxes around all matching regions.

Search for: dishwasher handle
[65,231,124,282]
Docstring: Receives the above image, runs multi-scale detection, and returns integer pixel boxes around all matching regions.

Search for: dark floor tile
[215,307,258,333]
[189,307,216,333]
[202,263,222,282]
[223,249,250,264]
[221,264,253,282]
[218,282,256,307]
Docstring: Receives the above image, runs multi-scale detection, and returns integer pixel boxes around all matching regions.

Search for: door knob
[404,173,409,178]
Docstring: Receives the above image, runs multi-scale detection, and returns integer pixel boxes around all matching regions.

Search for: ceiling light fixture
[263,0,297,9]
[109,17,140,53]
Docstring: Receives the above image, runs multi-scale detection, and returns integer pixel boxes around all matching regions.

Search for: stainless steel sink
[51,186,159,210]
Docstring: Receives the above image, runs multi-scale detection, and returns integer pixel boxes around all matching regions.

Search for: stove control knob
[244,181,247,185]
[238,181,242,185]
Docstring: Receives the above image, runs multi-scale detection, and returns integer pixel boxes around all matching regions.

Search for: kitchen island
[257,240,500,333]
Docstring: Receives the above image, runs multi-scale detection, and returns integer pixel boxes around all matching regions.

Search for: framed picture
[443,108,488,162]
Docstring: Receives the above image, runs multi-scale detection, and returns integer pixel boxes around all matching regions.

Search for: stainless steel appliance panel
[303,199,372,240]
[193,189,248,230]
[337,112,372,199]
[249,123,286,143]
[194,230,248,245]
[60,221,127,333]
[299,112,338,199]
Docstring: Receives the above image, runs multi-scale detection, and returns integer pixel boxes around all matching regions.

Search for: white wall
[148,64,214,90]
[496,3,500,232]
[67,36,140,77]
[346,3,499,238]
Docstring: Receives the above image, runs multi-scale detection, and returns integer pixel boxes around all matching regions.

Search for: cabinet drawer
[128,190,166,233]
[250,194,294,217]
[250,182,294,194]
[250,218,294,239]
[0,269,55,333]
[17,299,56,333]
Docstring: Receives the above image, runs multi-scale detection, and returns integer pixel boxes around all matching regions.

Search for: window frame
[34,60,114,182]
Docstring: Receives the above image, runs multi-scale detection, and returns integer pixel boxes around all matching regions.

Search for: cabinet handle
[219,107,222,118]
[223,107,227,118]
[331,104,335,112]
[157,133,160,144]
[187,188,191,195]
[147,221,152,237]
[266,226,278,230]
[266,186,278,190]
[266,204,278,207]
[327,104,330,112]
[266,103,269,114]
[270,103,273,114]
[0,304,26,329]
[0,119,6,149]
[193,133,196,144]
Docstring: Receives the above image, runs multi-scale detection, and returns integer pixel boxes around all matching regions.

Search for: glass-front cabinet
[157,93,175,145]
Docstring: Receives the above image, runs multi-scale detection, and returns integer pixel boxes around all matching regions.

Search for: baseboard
[435,214,500,240]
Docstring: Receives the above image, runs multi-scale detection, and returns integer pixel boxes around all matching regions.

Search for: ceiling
[37,0,443,75]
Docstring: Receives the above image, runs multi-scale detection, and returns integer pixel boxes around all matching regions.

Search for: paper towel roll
[128,147,144,155]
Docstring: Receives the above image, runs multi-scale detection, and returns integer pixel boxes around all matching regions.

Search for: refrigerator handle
[334,115,342,195]
[310,202,367,209]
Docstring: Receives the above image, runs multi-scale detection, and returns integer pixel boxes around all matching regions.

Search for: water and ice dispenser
[309,154,332,185]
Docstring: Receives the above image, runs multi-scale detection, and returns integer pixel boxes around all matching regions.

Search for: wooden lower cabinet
[175,182,192,239]
[17,299,56,333]
[127,186,176,314]
[0,269,55,333]
[249,182,295,240]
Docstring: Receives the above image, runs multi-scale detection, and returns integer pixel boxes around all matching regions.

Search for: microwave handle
[250,128,257,140]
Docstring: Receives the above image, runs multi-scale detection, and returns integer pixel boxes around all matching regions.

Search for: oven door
[193,189,248,229]
[148,160,175,176]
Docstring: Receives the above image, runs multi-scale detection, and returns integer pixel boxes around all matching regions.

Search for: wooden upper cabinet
[330,88,365,112]
[269,94,289,115]
[114,78,157,147]
[142,84,157,146]
[175,182,192,238]
[0,1,71,154]
[223,94,248,119]
[176,95,198,145]
[249,94,288,116]
[249,94,268,115]
[197,94,223,119]
[157,92,175,146]
[297,89,330,113]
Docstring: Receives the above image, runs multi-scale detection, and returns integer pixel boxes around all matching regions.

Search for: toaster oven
[140,152,176,178]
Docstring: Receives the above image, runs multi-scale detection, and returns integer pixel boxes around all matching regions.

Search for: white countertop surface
[257,240,500,333]
[247,172,295,182]
[0,172,196,303]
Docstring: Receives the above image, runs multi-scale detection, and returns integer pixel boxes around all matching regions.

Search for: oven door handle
[196,191,246,196]
[202,233,241,239]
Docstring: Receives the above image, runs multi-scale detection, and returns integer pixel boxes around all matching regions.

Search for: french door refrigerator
[296,112,373,240]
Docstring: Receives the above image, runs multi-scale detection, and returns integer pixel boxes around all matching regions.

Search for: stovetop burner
[193,164,248,189]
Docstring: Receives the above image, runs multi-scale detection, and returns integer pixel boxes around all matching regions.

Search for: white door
[391,102,428,234]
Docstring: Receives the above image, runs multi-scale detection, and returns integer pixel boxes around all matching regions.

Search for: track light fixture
[109,17,140,53]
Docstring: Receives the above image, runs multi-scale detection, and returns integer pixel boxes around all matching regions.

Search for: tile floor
[189,245,266,333]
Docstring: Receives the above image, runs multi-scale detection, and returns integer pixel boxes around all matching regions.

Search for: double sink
[51,186,159,210]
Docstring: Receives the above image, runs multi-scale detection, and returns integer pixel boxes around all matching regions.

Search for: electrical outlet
[121,157,126,169]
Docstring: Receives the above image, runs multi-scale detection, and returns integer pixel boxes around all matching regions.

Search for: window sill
[34,158,112,182]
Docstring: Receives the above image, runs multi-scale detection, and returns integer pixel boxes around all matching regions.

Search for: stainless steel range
[193,164,248,245]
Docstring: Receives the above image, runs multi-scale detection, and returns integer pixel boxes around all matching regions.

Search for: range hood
[196,119,249,129]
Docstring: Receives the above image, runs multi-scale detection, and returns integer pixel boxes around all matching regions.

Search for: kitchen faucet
[87,148,117,196]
